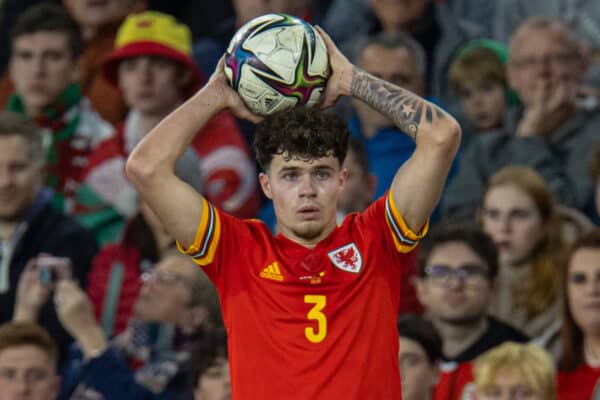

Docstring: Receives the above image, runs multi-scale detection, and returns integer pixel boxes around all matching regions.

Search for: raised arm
[318,28,461,232]
[125,58,261,248]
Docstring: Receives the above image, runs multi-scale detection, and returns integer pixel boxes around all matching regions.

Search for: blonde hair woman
[473,342,556,400]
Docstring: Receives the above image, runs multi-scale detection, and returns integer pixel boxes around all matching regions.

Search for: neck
[0,220,19,241]
[584,335,600,366]
[433,316,488,359]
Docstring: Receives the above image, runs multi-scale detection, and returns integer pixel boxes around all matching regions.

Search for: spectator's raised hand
[54,279,107,358]
[54,279,96,338]
[517,77,578,136]
[13,259,51,322]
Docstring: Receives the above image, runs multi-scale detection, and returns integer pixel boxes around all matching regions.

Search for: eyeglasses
[510,52,575,69]
[424,264,489,287]
[141,269,193,290]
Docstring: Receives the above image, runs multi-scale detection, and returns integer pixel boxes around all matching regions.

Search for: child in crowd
[449,39,517,139]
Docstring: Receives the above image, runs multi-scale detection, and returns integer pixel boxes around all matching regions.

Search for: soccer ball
[224,13,330,116]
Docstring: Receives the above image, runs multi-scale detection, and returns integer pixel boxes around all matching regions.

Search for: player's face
[353,44,424,135]
[416,241,493,324]
[9,32,78,116]
[0,345,59,400]
[0,135,43,221]
[398,337,437,400]
[194,357,231,400]
[118,56,187,116]
[260,154,346,246]
[567,247,600,336]
[134,256,196,323]
[457,81,506,133]
[476,368,544,400]
[481,184,544,267]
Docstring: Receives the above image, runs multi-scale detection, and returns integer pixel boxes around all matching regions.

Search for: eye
[314,169,331,180]
[510,209,531,219]
[482,208,500,220]
[569,272,587,285]
[282,171,298,181]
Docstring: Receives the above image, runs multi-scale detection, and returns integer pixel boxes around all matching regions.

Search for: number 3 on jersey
[304,295,327,343]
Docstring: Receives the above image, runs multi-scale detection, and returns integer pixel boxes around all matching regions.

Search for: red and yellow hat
[102,11,203,94]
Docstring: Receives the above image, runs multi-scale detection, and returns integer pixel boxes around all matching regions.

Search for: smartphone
[37,255,71,287]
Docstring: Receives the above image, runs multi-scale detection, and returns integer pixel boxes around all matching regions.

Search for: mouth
[297,205,320,220]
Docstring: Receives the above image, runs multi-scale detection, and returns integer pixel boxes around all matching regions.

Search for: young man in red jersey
[126,25,461,399]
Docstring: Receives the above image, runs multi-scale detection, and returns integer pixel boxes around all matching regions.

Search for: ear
[70,56,82,83]
[506,61,519,92]
[366,173,377,201]
[338,167,348,193]
[413,277,429,307]
[259,172,273,199]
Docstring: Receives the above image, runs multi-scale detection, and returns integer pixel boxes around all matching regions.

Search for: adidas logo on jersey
[260,262,284,281]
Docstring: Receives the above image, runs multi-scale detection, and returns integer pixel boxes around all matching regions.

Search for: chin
[292,222,325,241]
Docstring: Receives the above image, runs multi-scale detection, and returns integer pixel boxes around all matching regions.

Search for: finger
[314,26,335,50]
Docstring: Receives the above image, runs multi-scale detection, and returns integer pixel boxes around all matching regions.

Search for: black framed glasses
[424,264,489,287]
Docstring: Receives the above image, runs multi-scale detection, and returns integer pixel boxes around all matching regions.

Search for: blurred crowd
[0,0,599,399]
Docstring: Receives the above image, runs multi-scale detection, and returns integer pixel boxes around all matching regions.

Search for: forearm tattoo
[350,67,447,140]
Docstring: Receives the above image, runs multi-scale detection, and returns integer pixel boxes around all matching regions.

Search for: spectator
[397,314,441,400]
[16,254,216,400]
[0,1,144,125]
[323,0,481,108]
[448,39,516,142]
[3,3,130,244]
[444,17,600,220]
[86,201,177,337]
[0,321,60,400]
[191,328,230,400]
[557,229,600,399]
[0,111,97,365]
[479,166,564,355]
[97,10,260,219]
[473,342,556,400]
[494,0,600,52]
[414,224,528,400]
[0,0,62,76]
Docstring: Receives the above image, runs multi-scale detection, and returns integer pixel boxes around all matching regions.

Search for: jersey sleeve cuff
[176,197,221,266]
[385,192,429,253]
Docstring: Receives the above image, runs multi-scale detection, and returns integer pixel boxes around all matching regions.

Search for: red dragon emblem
[328,243,362,273]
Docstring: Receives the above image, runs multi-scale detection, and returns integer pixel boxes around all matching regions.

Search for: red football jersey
[558,363,600,400]
[433,362,476,400]
[178,193,427,399]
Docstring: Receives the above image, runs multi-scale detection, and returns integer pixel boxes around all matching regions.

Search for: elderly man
[444,17,600,221]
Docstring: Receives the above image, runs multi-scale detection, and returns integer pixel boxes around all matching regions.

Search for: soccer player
[126,27,461,399]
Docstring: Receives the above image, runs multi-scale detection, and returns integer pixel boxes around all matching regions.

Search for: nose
[298,174,316,198]
[498,214,511,234]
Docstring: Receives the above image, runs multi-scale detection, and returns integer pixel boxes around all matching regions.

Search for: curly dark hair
[253,107,349,171]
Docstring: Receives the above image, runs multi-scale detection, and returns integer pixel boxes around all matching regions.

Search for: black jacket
[0,190,98,365]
